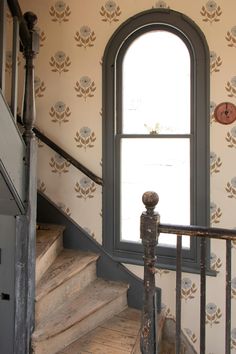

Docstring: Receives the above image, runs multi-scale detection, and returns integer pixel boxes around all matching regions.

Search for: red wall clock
[214,102,236,125]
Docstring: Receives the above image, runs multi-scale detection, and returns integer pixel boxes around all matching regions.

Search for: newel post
[22,11,39,142]
[140,191,160,354]
[21,11,39,353]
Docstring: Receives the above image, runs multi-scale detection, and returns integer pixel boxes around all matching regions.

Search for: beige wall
[17,1,236,353]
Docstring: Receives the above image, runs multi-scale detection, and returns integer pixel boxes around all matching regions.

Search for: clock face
[214,102,236,125]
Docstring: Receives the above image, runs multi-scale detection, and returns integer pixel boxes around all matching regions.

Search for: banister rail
[16,116,103,186]
[34,127,103,186]
[140,191,236,354]
[7,0,31,47]
[159,223,236,240]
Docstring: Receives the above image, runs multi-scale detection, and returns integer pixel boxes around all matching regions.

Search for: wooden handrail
[7,0,31,48]
[34,127,103,186]
[17,116,103,186]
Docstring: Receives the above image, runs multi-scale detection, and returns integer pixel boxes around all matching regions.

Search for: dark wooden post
[15,11,39,354]
[140,191,160,354]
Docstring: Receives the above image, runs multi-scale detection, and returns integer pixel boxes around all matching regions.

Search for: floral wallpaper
[17,0,236,353]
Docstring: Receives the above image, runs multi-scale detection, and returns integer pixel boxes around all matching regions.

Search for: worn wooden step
[56,308,141,354]
[36,224,65,284]
[32,279,129,354]
[36,249,99,323]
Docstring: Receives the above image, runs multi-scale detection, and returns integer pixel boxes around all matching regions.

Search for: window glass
[120,138,190,248]
[122,31,190,135]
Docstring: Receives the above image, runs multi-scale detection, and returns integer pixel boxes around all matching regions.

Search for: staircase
[32,224,141,354]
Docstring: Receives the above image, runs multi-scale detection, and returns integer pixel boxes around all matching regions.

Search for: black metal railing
[140,191,236,354]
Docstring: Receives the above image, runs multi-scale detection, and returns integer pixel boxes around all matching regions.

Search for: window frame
[102,9,210,273]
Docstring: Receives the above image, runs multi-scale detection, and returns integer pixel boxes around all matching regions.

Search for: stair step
[56,308,141,354]
[36,224,65,284]
[36,249,99,323]
[32,279,129,354]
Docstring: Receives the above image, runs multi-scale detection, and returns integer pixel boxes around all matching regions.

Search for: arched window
[103,9,210,271]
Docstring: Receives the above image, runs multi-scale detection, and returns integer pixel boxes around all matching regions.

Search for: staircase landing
[57,308,141,354]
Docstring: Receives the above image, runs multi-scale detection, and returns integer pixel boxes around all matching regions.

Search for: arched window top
[104,9,209,69]
[122,30,190,135]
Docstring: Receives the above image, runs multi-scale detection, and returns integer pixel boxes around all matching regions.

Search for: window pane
[120,138,190,247]
[122,31,190,135]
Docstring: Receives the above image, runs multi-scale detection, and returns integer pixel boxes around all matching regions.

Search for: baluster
[21,11,39,353]
[200,237,206,354]
[0,0,6,93]
[140,191,160,354]
[22,11,39,141]
[225,239,231,354]
[175,235,182,354]
[11,16,19,120]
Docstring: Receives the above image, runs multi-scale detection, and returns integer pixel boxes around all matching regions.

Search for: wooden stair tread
[56,308,141,354]
[36,224,65,261]
[33,279,129,342]
[36,249,99,301]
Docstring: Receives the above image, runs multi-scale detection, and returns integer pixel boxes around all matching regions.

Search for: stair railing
[1,1,39,353]
[140,191,236,354]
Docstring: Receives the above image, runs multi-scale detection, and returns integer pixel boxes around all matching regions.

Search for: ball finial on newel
[142,191,159,212]
[24,11,38,30]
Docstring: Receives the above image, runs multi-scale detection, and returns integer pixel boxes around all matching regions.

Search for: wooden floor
[58,308,141,354]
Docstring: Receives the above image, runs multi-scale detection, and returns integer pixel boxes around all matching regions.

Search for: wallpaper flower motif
[35,27,46,47]
[34,76,46,98]
[84,227,95,238]
[74,76,96,100]
[210,101,216,124]
[210,51,222,74]
[181,277,197,302]
[37,179,46,193]
[184,328,197,344]
[210,252,222,272]
[231,328,236,350]
[36,137,44,148]
[75,26,96,49]
[205,303,222,327]
[164,306,175,320]
[74,127,96,150]
[225,126,236,148]
[49,154,71,174]
[57,202,71,216]
[210,152,222,174]
[210,202,222,225]
[74,176,96,200]
[225,176,236,199]
[232,237,236,249]
[100,1,121,23]
[49,51,71,74]
[5,51,20,74]
[226,26,236,48]
[232,277,236,299]
[49,1,71,23]
[156,268,170,276]
[226,76,236,98]
[49,101,71,125]
[153,1,169,9]
[200,1,222,23]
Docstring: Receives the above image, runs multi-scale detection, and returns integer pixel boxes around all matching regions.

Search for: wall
[17,1,236,353]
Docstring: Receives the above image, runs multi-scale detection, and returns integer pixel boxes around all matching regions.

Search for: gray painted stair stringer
[37,192,161,311]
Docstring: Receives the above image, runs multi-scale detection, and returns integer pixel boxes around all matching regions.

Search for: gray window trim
[102,9,210,273]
